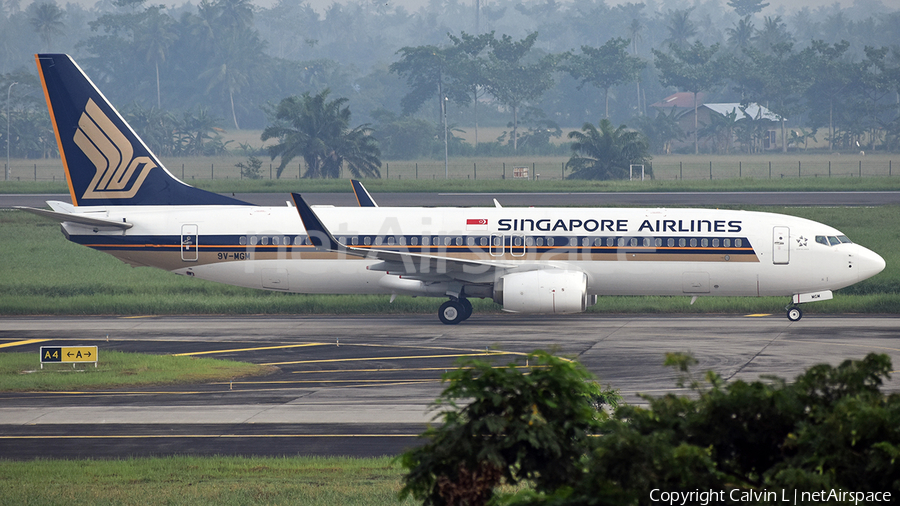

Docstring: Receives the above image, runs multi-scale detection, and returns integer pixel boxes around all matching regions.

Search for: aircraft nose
[856,247,886,282]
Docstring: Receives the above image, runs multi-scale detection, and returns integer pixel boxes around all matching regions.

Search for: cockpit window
[817,235,852,246]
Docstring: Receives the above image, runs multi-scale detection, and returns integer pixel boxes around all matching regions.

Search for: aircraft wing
[291,193,514,281]
[15,205,133,230]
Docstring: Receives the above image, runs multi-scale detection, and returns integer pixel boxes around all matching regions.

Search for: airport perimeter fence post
[386,163,389,179]
[739,161,741,178]
[680,161,683,180]
[474,162,477,180]
[416,163,418,180]
[503,162,506,179]
[709,161,712,180]
[211,163,214,179]
[769,162,772,179]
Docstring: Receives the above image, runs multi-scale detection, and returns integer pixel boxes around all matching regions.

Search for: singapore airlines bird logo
[73,98,155,199]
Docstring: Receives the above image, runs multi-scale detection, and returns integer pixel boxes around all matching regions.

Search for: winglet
[351,180,378,207]
[290,193,343,251]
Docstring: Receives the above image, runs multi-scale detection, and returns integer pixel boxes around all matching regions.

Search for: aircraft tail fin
[351,180,378,207]
[35,53,247,207]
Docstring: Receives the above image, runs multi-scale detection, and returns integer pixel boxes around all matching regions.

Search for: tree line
[2,0,899,174]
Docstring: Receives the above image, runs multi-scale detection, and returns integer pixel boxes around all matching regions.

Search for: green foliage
[566,119,651,180]
[727,0,770,17]
[262,89,381,179]
[235,155,263,179]
[511,353,900,505]
[398,351,620,506]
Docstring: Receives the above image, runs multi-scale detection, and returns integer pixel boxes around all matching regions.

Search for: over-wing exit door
[773,226,789,264]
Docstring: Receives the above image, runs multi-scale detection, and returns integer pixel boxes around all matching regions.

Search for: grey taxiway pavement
[2,315,899,459]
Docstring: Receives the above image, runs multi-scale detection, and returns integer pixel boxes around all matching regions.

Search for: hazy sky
[24,0,900,15]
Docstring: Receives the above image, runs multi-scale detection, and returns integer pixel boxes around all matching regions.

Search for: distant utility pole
[6,81,17,181]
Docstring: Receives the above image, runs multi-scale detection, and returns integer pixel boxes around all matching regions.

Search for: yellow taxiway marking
[744,314,772,317]
[263,351,515,367]
[172,343,330,357]
[121,315,156,319]
[291,365,537,374]
[0,339,49,349]
[797,340,900,354]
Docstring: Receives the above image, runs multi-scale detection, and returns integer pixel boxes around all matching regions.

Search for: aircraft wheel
[439,300,466,325]
[459,298,473,321]
[787,306,803,322]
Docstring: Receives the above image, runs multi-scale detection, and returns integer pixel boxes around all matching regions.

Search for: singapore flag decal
[466,218,488,231]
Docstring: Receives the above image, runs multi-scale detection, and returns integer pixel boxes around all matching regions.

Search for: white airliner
[21,53,886,324]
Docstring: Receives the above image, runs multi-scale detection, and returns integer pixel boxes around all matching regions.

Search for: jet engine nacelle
[494,270,589,313]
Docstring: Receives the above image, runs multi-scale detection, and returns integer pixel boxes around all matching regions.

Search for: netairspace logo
[650,488,893,505]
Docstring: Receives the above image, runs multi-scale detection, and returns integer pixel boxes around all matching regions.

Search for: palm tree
[726,16,757,53]
[566,119,650,180]
[136,7,177,109]
[262,89,381,179]
[664,9,697,49]
[29,2,65,51]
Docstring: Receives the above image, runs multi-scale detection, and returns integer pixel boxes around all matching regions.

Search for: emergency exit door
[773,226,789,264]
[181,224,199,262]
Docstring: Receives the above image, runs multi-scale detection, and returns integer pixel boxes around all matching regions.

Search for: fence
[3,157,898,183]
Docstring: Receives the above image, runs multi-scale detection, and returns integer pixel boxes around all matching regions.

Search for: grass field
[0,351,273,392]
[2,151,899,189]
[0,456,417,506]
[0,205,896,316]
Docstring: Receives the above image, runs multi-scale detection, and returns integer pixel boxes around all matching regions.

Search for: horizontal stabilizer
[16,206,133,229]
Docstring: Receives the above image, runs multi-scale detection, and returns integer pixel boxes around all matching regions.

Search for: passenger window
[679,238,686,247]
[701,238,708,247]
[667,238,674,247]
[655,238,662,247]
[410,237,418,246]
[387,237,395,245]
[364,237,371,245]
[735,239,742,247]
[240,236,247,246]
[352,236,359,245]
[724,238,731,248]
[261,236,269,245]
[689,238,697,247]
[548,237,555,246]
[712,238,719,247]
[480,237,488,246]
[536,237,544,246]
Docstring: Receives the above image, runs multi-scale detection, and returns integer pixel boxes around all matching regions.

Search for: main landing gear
[439,297,473,325]
[786,305,803,322]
